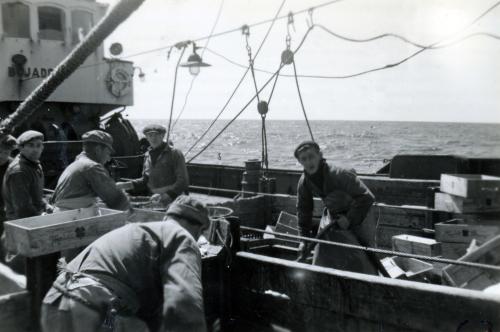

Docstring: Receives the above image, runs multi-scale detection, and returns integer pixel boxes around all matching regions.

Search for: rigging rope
[0,0,146,141]
[239,225,500,273]
[165,46,186,144]
[185,0,288,159]
[77,0,346,71]
[186,26,315,163]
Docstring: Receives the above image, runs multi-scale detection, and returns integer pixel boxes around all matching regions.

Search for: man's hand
[116,181,134,191]
[150,193,162,204]
[45,204,54,214]
[337,215,351,230]
[297,241,309,262]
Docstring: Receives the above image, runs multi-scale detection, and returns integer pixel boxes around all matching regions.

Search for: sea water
[130,119,500,173]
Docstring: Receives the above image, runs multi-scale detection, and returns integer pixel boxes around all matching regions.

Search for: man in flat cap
[51,130,129,211]
[41,195,209,332]
[117,124,189,206]
[2,130,52,220]
[294,140,378,274]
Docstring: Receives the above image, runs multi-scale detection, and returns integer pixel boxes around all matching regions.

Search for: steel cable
[185,0,288,158]
[240,225,500,273]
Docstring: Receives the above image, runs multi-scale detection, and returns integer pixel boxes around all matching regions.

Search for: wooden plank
[435,192,500,213]
[442,235,500,289]
[392,234,441,256]
[4,207,126,257]
[440,174,500,198]
[233,288,416,332]
[435,219,500,244]
[234,252,500,332]
[367,203,450,229]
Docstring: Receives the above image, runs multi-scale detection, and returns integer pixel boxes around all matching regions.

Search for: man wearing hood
[294,140,377,274]
[41,195,209,332]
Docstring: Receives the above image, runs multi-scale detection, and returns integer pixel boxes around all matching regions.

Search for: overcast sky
[100,0,500,123]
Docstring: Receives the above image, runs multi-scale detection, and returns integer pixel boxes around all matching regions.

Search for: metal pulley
[281,49,294,65]
[257,100,268,115]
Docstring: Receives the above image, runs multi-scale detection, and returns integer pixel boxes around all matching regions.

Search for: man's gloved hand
[297,241,309,262]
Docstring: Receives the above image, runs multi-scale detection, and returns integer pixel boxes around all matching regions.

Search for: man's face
[297,148,322,175]
[0,147,12,165]
[145,132,165,149]
[95,145,112,165]
[20,139,44,162]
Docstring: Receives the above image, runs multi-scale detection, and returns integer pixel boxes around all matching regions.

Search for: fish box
[392,234,441,257]
[434,192,500,213]
[440,174,500,198]
[435,219,500,245]
[381,256,433,281]
[442,235,500,290]
[4,207,126,257]
[440,242,469,259]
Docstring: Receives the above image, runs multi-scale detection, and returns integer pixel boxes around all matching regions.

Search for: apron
[313,208,378,275]
[53,196,98,212]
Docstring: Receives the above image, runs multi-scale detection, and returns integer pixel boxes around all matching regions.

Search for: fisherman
[2,131,52,220]
[41,195,209,332]
[51,130,129,211]
[294,141,378,274]
[0,135,17,263]
[0,135,17,224]
[117,124,189,206]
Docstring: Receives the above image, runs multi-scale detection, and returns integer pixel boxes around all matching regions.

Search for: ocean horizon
[130,119,500,173]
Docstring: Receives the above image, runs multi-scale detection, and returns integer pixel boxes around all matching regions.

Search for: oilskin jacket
[132,143,189,199]
[2,154,48,220]
[43,221,206,332]
[51,152,129,211]
[296,160,375,237]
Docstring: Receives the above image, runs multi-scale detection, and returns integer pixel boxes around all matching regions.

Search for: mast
[0,0,147,142]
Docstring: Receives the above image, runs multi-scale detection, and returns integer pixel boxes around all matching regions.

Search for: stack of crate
[434,174,500,259]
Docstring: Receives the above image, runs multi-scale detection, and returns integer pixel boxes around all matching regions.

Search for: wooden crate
[434,192,500,213]
[440,174,500,198]
[440,242,469,259]
[442,235,500,290]
[381,256,433,281]
[435,219,500,245]
[392,234,441,257]
[4,207,126,257]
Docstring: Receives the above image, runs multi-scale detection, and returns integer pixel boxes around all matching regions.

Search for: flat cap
[18,130,44,146]
[82,130,114,152]
[166,195,209,229]
[294,140,320,159]
[143,124,166,135]
[0,135,17,150]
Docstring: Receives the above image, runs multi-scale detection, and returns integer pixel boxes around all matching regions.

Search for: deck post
[26,253,60,330]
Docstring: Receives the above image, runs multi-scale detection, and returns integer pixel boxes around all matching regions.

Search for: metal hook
[287,12,296,32]
[307,8,314,27]
[241,24,250,37]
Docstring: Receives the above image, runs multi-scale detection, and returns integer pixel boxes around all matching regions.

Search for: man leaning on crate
[41,195,209,332]
[51,130,129,211]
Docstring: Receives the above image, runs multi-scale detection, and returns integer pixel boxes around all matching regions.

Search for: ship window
[2,2,30,38]
[71,10,93,44]
[38,6,65,41]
